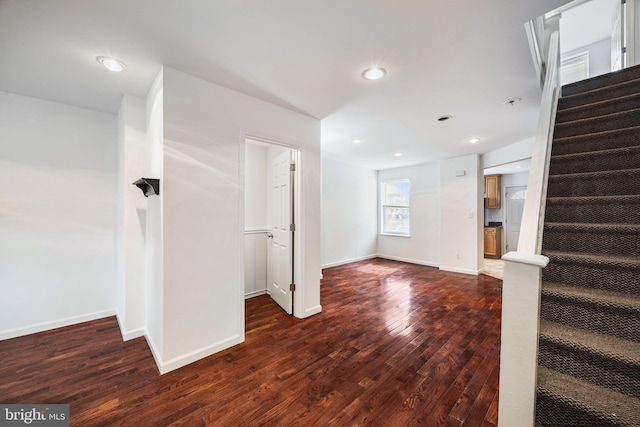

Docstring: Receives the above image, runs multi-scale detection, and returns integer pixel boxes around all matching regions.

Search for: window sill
[380,233,411,238]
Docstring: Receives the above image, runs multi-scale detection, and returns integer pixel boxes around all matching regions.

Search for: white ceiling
[0,0,571,170]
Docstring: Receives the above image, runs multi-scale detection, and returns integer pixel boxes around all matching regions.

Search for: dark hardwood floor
[0,258,502,426]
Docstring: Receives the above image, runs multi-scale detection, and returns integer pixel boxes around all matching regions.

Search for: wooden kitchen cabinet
[484,227,502,259]
[484,174,501,209]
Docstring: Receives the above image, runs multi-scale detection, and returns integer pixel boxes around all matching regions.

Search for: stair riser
[539,297,640,342]
[552,128,640,156]
[549,150,640,175]
[536,393,623,427]
[542,263,640,295]
[553,111,640,139]
[561,78,640,108]
[556,95,640,124]
[538,340,640,398]
[562,65,640,97]
[542,230,640,256]
[545,201,640,224]
[547,173,640,197]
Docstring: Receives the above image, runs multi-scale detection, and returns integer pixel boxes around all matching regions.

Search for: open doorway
[243,137,299,315]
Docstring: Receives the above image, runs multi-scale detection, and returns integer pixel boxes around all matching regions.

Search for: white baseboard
[439,266,480,276]
[152,334,245,375]
[321,254,377,269]
[0,309,116,341]
[244,289,268,299]
[115,310,145,341]
[376,254,439,268]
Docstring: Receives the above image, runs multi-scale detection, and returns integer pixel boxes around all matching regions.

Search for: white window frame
[380,179,411,237]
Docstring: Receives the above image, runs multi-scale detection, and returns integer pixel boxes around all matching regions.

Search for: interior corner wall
[377,162,441,267]
[561,38,612,79]
[116,95,147,341]
[159,66,320,372]
[321,154,378,268]
[145,70,165,363]
[439,154,483,275]
[0,92,117,340]
[481,137,534,170]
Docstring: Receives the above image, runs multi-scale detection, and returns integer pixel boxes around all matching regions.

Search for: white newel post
[498,252,549,427]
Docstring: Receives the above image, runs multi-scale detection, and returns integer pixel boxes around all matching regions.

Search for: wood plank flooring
[0,258,502,426]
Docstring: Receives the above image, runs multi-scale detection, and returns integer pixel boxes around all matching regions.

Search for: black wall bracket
[133,178,160,197]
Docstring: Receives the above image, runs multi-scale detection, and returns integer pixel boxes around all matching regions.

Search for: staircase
[536,65,640,427]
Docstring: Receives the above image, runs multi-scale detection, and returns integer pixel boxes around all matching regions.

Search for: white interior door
[505,186,526,253]
[268,149,294,314]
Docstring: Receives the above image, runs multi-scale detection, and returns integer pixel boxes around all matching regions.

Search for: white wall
[562,38,612,79]
[145,70,165,363]
[116,95,147,341]
[377,162,440,267]
[245,142,268,230]
[440,154,483,275]
[156,66,320,373]
[321,154,378,268]
[481,137,534,170]
[0,93,117,340]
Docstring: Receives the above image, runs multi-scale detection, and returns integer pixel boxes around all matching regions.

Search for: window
[560,51,589,86]
[381,179,410,236]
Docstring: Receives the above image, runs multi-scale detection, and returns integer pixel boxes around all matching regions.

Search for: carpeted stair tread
[546,168,640,197]
[556,92,640,124]
[561,64,640,97]
[553,108,640,139]
[541,282,640,319]
[538,320,640,396]
[544,195,640,224]
[542,222,640,256]
[561,75,640,108]
[549,145,640,175]
[537,366,640,427]
[552,126,640,156]
[542,251,640,270]
[539,319,640,366]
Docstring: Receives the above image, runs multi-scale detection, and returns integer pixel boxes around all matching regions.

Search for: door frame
[239,131,304,318]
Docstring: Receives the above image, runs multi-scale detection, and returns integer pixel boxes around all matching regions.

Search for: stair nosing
[541,282,640,314]
[557,92,640,117]
[554,108,640,128]
[544,222,640,233]
[537,366,640,426]
[553,125,640,143]
[562,75,640,100]
[542,250,640,269]
[546,194,640,204]
[538,319,640,366]
[550,145,640,161]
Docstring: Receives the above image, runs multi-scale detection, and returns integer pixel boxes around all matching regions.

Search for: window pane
[383,207,410,235]
[382,181,410,206]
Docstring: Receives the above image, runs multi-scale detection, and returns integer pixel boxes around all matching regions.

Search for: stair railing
[498,30,560,427]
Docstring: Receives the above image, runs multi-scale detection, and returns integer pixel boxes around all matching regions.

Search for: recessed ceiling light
[394,152,403,157]
[96,56,127,72]
[467,137,481,144]
[362,67,386,81]
[503,97,522,106]
[436,115,452,122]
[352,139,362,144]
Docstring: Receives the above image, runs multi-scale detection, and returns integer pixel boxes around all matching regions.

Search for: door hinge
[290,163,296,172]
[290,283,296,292]
[290,223,296,232]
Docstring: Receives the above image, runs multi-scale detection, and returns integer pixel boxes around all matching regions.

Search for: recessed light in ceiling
[467,137,481,144]
[352,139,362,144]
[503,97,522,106]
[96,56,127,72]
[362,67,386,81]
[394,152,403,157]
[436,115,452,122]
